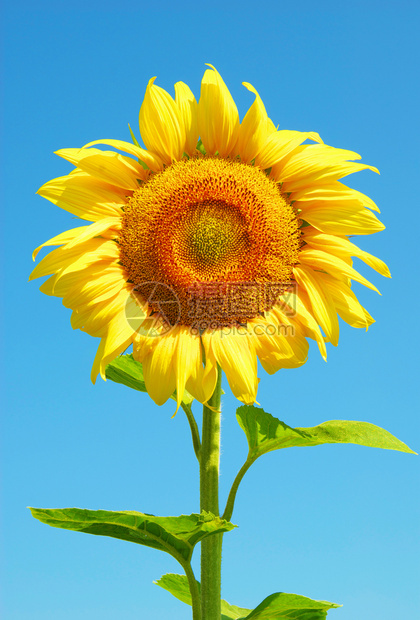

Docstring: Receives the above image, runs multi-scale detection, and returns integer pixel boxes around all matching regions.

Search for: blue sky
[2,1,419,619]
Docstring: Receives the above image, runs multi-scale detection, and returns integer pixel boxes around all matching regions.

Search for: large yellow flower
[30,65,390,408]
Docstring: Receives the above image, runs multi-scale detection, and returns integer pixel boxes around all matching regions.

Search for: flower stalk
[200,365,223,620]
[184,561,202,620]
[181,401,202,462]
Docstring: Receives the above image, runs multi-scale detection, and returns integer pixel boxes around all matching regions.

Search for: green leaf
[222,600,253,620]
[30,508,235,564]
[240,592,341,619]
[155,573,251,620]
[155,574,340,619]
[155,573,195,607]
[105,353,147,392]
[105,354,194,405]
[237,405,416,461]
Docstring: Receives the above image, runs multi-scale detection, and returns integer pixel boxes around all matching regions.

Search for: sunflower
[30,65,390,408]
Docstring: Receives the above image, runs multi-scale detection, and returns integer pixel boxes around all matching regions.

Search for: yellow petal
[56,148,146,190]
[131,311,171,343]
[37,172,127,222]
[299,247,380,293]
[132,328,158,362]
[236,82,272,163]
[300,202,385,236]
[294,265,340,346]
[62,270,125,309]
[174,82,199,156]
[39,263,98,297]
[46,262,122,299]
[172,326,198,409]
[116,289,150,336]
[91,338,106,383]
[32,227,89,260]
[352,188,381,212]
[248,312,308,373]
[190,332,218,405]
[186,358,218,406]
[91,298,136,383]
[198,64,240,157]
[141,334,177,406]
[29,237,116,281]
[282,290,327,360]
[76,288,130,337]
[160,326,217,408]
[38,275,59,296]
[293,182,385,235]
[270,307,310,367]
[257,130,322,170]
[303,231,390,277]
[84,138,163,172]
[99,305,137,375]
[266,117,278,134]
[272,144,378,191]
[139,77,186,165]
[62,217,120,249]
[317,273,375,329]
[210,328,258,404]
[286,160,379,191]
[293,182,380,213]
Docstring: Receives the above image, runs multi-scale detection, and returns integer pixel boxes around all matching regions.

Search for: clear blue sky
[2,2,419,619]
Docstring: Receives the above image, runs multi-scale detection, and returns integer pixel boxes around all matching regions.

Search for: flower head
[30,65,390,408]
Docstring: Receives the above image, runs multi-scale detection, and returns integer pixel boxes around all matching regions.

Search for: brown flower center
[119,156,300,329]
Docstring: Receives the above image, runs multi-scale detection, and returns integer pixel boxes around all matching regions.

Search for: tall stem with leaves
[200,366,223,620]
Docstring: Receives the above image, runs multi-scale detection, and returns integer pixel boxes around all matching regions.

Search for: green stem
[181,402,201,462]
[222,456,256,522]
[200,366,223,620]
[183,561,202,620]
